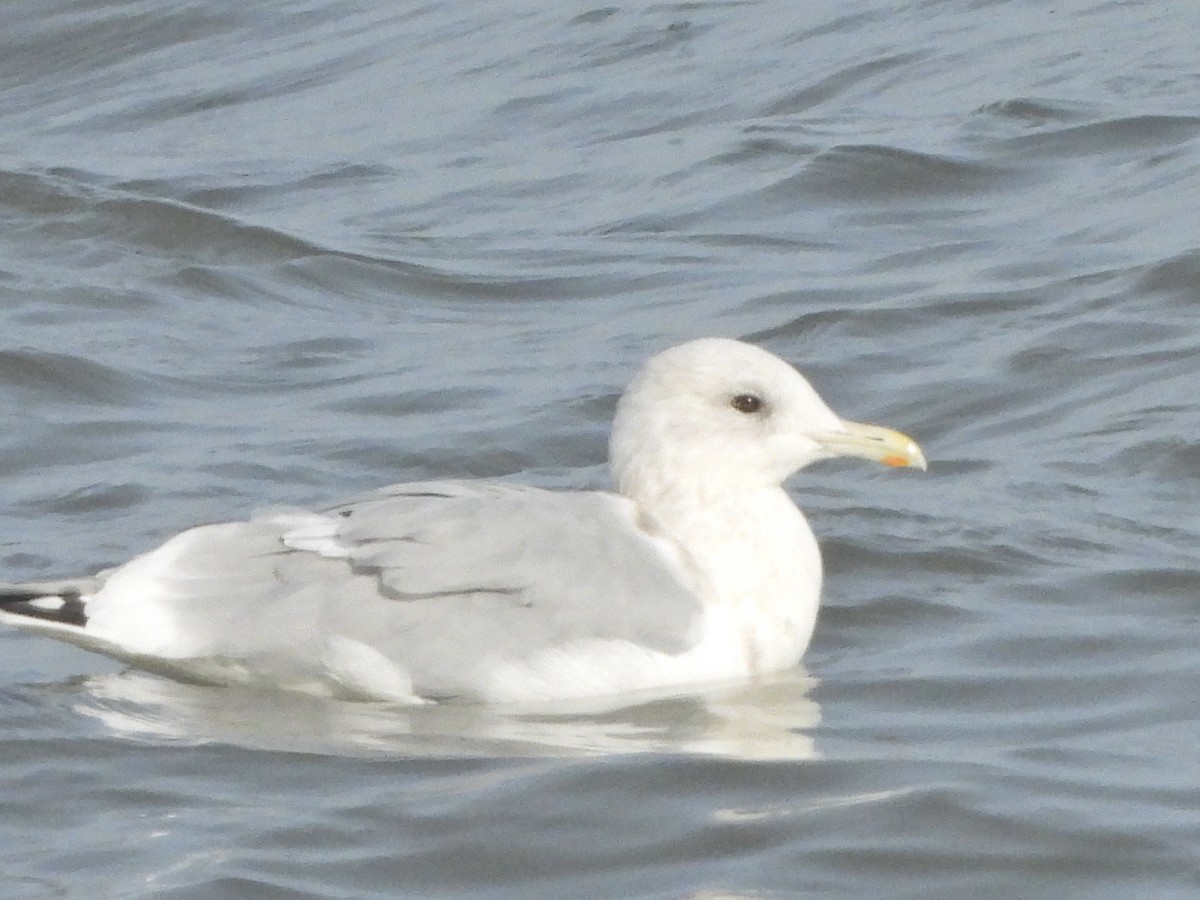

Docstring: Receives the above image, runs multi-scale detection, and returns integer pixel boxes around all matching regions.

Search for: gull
[0,338,925,703]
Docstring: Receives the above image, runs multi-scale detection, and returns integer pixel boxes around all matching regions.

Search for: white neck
[618,472,825,673]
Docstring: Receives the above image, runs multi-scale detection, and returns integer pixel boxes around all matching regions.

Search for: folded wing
[292,481,706,671]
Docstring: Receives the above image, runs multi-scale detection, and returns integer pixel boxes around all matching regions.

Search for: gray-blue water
[3,1,1199,897]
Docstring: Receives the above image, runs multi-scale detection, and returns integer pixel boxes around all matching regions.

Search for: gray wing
[273,480,706,694]
[1,480,705,700]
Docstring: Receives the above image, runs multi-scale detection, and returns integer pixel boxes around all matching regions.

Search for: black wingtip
[0,589,88,627]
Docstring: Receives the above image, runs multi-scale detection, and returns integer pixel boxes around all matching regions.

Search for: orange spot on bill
[882,455,909,467]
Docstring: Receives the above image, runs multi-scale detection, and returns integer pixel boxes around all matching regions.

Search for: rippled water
[3,1,1200,897]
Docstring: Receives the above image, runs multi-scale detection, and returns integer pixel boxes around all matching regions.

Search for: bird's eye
[730,393,763,414]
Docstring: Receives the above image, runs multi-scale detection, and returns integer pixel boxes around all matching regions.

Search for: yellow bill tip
[816,421,927,471]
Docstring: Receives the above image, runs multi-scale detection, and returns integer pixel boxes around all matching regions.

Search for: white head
[609,338,924,499]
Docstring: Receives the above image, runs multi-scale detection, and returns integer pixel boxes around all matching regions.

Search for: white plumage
[0,338,925,703]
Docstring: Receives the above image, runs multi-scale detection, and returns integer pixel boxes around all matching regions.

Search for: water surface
[2,1,1199,897]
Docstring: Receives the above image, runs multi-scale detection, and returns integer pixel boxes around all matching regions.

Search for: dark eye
[730,393,763,414]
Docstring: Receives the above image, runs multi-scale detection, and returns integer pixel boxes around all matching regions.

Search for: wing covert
[294,480,705,654]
